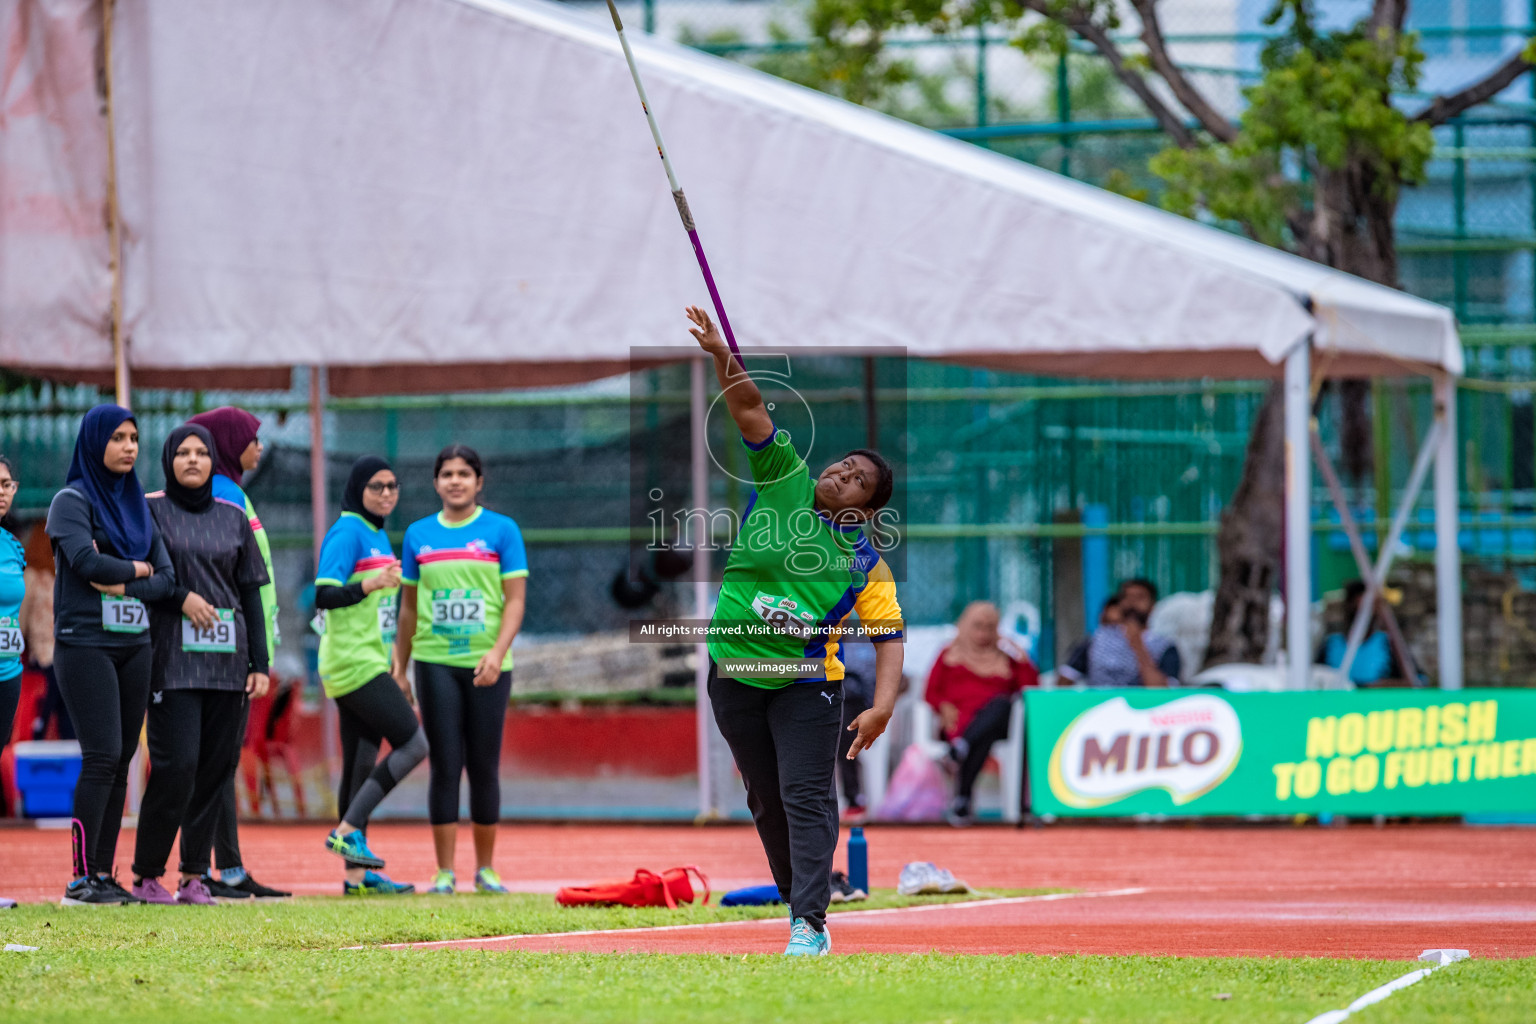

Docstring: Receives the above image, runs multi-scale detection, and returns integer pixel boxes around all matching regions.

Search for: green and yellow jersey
[708,426,903,688]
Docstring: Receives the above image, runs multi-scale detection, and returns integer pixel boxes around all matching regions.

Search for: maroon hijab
[186,406,261,483]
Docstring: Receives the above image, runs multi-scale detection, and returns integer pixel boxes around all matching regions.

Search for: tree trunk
[1297,159,1401,481]
[1203,154,1401,667]
[1203,382,1286,667]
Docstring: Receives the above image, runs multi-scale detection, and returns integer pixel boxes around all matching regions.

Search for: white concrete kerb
[1301,949,1470,1024]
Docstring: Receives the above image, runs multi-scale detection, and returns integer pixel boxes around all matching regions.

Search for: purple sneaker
[132,878,177,905]
[175,878,217,906]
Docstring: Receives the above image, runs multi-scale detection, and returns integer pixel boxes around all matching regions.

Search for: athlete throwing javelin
[685,305,904,956]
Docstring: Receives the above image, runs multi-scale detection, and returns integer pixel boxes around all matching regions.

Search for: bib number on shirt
[751,592,818,642]
[0,615,22,659]
[378,598,399,645]
[430,589,486,636]
[182,609,236,653]
[101,595,149,634]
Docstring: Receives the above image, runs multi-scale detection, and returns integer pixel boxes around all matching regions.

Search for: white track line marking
[1302,951,1469,1024]
[362,887,1151,951]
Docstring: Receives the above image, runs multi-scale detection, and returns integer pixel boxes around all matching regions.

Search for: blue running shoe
[344,871,416,896]
[783,917,831,956]
[474,867,509,894]
[325,828,384,869]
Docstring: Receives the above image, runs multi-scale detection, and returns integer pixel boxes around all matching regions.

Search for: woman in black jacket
[45,404,175,906]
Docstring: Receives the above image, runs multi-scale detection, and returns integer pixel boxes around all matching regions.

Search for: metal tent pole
[691,356,713,817]
[1338,421,1441,681]
[1434,372,1464,689]
[1284,342,1312,690]
[103,0,130,408]
[311,367,337,791]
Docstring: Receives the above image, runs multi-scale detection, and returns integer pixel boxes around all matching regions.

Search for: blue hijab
[65,404,153,560]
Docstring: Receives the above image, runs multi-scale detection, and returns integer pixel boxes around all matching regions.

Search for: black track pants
[708,661,842,932]
[414,661,511,826]
[132,689,246,879]
[53,641,153,877]
[209,695,251,871]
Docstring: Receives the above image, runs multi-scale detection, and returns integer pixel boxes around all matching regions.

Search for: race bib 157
[101,595,149,634]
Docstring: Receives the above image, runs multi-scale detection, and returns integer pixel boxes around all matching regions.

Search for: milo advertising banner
[1026,688,1536,817]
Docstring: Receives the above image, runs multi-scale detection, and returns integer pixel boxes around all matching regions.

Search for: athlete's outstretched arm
[686,305,772,445]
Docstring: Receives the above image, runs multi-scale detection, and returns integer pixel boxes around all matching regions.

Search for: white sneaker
[897,861,941,895]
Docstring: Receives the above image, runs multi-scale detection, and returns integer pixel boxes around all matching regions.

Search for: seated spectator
[925,601,1038,825]
[835,630,877,821]
[1059,578,1180,687]
[1059,595,1119,680]
[1318,580,1415,686]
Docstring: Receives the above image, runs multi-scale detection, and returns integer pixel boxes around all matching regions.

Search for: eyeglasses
[365,481,400,494]
[0,481,16,494]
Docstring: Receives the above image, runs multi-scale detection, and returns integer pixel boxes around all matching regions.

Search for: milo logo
[1048,695,1242,808]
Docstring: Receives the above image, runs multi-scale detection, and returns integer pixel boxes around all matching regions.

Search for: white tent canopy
[1,0,1466,730]
[3,0,1459,391]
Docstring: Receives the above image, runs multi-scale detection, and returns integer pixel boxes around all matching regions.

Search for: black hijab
[343,455,393,530]
[162,424,218,513]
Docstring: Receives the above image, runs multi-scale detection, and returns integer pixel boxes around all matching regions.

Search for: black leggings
[335,672,428,830]
[53,641,153,877]
[132,689,246,879]
[954,695,1015,802]
[708,662,842,931]
[415,661,511,826]
[0,672,18,754]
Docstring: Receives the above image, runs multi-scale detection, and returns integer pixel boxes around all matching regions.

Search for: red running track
[2,821,1533,959]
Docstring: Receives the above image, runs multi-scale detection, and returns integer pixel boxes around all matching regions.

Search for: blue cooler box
[13,741,83,818]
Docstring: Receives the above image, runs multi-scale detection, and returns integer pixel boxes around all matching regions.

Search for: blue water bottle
[847,826,868,895]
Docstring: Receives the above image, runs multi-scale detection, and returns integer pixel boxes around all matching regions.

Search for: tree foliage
[1153,6,1435,250]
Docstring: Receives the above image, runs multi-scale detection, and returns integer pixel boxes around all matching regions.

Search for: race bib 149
[182,609,236,653]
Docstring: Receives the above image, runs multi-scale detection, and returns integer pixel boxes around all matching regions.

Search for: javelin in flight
[606,0,745,372]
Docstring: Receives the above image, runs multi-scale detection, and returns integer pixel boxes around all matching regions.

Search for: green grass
[0,892,1531,1024]
[0,888,1026,952]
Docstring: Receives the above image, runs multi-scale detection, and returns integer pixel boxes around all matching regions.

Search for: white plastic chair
[908,692,1026,823]
[863,603,1039,824]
